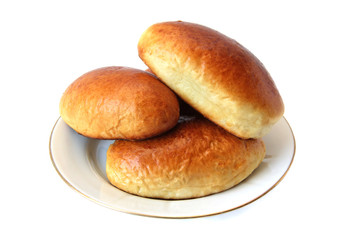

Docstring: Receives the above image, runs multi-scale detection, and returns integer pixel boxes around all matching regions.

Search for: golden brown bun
[106,117,265,199]
[59,66,179,140]
[138,21,284,139]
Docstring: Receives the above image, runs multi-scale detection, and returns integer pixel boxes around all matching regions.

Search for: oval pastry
[59,66,179,140]
[138,21,284,139]
[106,117,266,199]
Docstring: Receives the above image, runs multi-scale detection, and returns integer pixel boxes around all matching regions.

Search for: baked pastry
[59,66,179,140]
[106,117,265,199]
[138,21,284,139]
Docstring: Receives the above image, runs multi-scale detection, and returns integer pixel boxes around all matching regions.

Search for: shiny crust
[106,117,265,199]
[59,66,179,140]
[138,21,284,139]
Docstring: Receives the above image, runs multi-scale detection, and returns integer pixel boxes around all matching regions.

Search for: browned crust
[106,117,265,199]
[59,66,179,140]
[138,21,284,138]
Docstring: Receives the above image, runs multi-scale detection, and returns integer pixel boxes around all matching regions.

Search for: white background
[1,0,346,239]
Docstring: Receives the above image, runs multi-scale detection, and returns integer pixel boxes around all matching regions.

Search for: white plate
[49,117,295,218]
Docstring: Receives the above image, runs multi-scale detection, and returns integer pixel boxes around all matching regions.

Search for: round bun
[138,21,284,139]
[106,117,265,199]
[59,66,179,140]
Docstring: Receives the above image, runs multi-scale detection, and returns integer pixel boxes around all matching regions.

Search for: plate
[49,117,295,218]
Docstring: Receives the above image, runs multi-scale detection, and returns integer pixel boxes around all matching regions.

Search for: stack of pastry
[59,21,284,199]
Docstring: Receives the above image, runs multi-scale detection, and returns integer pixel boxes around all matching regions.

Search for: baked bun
[138,21,284,139]
[59,66,179,140]
[106,117,265,199]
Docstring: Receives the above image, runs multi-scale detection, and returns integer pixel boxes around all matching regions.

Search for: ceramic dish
[49,117,295,218]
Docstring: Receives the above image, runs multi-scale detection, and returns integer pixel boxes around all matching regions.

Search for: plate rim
[49,116,296,219]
